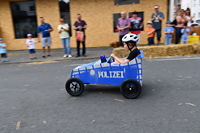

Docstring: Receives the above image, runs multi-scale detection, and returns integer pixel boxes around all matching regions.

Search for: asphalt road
[0,57,200,133]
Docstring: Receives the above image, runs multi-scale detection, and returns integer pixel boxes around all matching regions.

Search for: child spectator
[0,38,9,63]
[181,23,190,44]
[164,21,174,45]
[146,21,155,46]
[25,34,37,60]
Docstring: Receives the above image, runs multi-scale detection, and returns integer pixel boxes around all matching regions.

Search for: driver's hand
[111,54,115,58]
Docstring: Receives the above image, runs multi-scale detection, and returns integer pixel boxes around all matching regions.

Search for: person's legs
[65,37,71,56]
[61,38,67,55]
[169,37,172,44]
[136,34,140,45]
[41,38,47,56]
[175,27,182,44]
[147,37,151,46]
[82,36,86,56]
[157,29,161,45]
[76,41,80,57]
[151,37,155,45]
[119,35,124,47]
[1,54,5,62]
[47,46,51,56]
[32,49,36,58]
[47,37,52,56]
[82,41,86,56]
[164,37,168,45]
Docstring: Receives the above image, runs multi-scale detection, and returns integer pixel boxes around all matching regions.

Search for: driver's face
[123,43,128,50]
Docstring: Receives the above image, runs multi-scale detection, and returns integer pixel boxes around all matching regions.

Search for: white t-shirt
[57,24,70,39]
[25,39,37,49]
[186,16,192,27]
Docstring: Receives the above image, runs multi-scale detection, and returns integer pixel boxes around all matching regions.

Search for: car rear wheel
[120,79,141,99]
[65,78,84,96]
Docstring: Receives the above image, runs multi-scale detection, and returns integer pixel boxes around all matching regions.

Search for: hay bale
[112,47,129,58]
[192,42,200,54]
[138,46,166,58]
[112,43,200,58]
[165,44,195,56]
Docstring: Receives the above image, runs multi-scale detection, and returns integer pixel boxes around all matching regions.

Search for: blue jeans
[182,39,188,44]
[61,38,71,55]
[175,27,183,44]
[164,37,172,45]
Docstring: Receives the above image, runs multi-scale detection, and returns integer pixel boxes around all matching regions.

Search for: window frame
[10,0,38,39]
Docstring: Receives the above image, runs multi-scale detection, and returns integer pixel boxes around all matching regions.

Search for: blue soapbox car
[65,50,144,99]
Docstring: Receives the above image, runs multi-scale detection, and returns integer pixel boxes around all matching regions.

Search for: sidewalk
[1,47,113,64]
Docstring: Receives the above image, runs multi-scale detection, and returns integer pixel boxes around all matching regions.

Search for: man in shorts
[151,5,164,45]
[38,17,53,58]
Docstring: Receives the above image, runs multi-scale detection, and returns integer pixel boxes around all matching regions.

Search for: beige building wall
[70,0,168,47]
[0,0,168,50]
[0,0,61,50]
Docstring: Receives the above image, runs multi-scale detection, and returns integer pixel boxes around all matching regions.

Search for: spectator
[151,5,164,45]
[146,21,155,46]
[25,34,37,60]
[58,18,72,58]
[181,23,190,44]
[185,8,194,27]
[129,11,143,45]
[0,38,9,63]
[117,11,130,47]
[38,17,53,58]
[164,21,174,45]
[73,14,87,57]
[175,9,188,44]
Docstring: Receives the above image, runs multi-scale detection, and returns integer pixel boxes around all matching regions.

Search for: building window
[199,12,200,18]
[10,0,37,39]
[194,0,196,6]
[115,0,140,5]
[113,12,144,33]
[59,0,72,36]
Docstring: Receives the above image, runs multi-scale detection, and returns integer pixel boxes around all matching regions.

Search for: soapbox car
[65,51,144,99]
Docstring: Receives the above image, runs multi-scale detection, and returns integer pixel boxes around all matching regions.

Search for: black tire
[65,78,84,96]
[120,79,142,99]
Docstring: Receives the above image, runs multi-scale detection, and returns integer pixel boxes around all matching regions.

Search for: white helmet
[122,33,139,43]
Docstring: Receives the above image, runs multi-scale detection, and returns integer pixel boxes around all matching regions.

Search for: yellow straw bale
[192,43,200,54]
[112,43,200,58]
[139,46,166,58]
[112,47,129,58]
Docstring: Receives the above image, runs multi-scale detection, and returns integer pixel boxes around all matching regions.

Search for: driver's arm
[111,54,130,64]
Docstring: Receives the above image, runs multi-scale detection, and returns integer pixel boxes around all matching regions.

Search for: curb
[0,56,100,65]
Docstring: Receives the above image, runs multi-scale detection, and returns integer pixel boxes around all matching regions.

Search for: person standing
[175,9,188,44]
[185,8,194,27]
[38,17,53,58]
[164,21,174,45]
[73,14,87,57]
[0,38,9,63]
[25,34,37,60]
[129,11,143,45]
[116,11,130,47]
[181,24,190,44]
[58,18,72,58]
[146,21,155,46]
[151,5,164,45]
